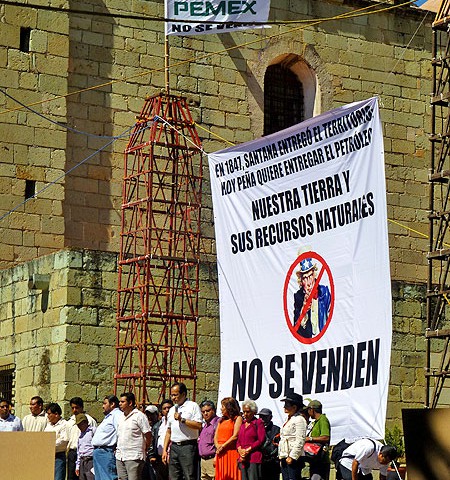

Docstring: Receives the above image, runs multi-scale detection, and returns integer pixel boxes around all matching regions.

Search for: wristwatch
[181,417,186,424]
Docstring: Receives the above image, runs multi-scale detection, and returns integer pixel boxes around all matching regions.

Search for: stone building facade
[0,0,447,423]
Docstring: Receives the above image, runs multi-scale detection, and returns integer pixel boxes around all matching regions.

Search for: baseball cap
[308,400,322,409]
[258,408,272,416]
[145,405,158,414]
[75,413,88,425]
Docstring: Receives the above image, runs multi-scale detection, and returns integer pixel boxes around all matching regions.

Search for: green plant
[385,425,405,462]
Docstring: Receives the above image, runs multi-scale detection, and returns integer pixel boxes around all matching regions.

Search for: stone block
[66,343,99,364]
[15,315,29,334]
[51,325,67,344]
[81,30,104,47]
[191,63,214,81]
[45,32,68,56]
[402,385,424,404]
[218,83,246,100]
[81,325,115,345]
[83,251,117,273]
[61,305,98,326]
[51,362,66,382]
[226,113,250,130]
[41,216,64,235]
[67,286,83,306]
[35,326,51,346]
[0,68,19,90]
[98,342,116,365]
[34,54,68,77]
[33,127,66,149]
[37,11,68,33]
[66,325,81,342]
[64,383,98,404]
[64,362,79,383]
[53,250,83,270]
[16,365,34,387]
[38,74,67,95]
[79,363,114,384]
[8,50,31,71]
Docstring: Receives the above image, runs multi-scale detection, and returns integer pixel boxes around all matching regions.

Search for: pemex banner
[208,97,391,443]
[165,0,271,36]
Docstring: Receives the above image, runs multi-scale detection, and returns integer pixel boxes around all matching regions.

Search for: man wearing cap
[143,405,160,480]
[304,400,331,480]
[258,408,280,480]
[75,413,96,480]
[67,397,97,480]
[293,258,331,338]
[92,395,122,480]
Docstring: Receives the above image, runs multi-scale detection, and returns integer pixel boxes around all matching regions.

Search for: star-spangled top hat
[296,258,316,277]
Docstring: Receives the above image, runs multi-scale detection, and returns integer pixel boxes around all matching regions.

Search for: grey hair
[242,399,258,413]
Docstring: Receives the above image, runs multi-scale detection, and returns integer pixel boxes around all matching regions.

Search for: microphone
[174,404,179,413]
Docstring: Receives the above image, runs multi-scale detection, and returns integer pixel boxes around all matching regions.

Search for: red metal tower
[114,93,203,404]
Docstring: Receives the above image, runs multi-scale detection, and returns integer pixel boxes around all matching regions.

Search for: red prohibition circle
[283,251,335,344]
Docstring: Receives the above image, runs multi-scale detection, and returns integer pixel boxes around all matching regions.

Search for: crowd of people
[0,386,398,480]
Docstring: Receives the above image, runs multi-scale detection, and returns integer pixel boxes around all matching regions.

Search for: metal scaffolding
[427,1,450,408]
[114,93,203,405]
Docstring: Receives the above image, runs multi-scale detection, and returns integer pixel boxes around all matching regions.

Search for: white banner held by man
[165,0,271,36]
[208,97,391,443]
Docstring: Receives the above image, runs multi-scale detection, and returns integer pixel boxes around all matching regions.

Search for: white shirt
[116,408,151,461]
[340,439,388,476]
[67,413,97,450]
[167,400,202,443]
[45,418,69,453]
[278,413,307,460]
[0,414,23,431]
[23,411,48,432]
[157,417,169,455]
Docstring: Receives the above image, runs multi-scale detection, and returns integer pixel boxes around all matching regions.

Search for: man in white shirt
[339,438,398,480]
[45,403,69,480]
[67,397,97,480]
[22,395,47,431]
[162,382,202,480]
[116,392,152,480]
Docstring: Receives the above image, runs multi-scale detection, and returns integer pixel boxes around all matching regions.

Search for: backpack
[331,439,352,464]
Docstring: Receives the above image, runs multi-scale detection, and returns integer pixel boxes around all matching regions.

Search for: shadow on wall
[64,2,116,251]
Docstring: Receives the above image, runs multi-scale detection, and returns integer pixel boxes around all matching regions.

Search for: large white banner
[208,98,391,443]
[165,0,271,36]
